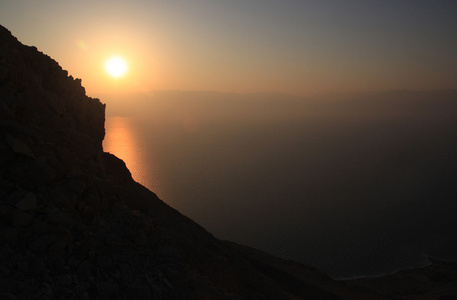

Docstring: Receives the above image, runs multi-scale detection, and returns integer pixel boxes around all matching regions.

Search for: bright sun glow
[105,57,127,78]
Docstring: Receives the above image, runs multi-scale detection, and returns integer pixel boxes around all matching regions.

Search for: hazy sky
[1,0,457,97]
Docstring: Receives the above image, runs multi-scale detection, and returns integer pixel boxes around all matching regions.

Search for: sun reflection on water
[103,116,150,185]
[102,116,169,204]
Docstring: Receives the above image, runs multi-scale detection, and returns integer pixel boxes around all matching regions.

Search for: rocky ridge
[1,24,456,299]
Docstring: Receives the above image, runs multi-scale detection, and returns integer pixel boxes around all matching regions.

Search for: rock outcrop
[1,24,456,300]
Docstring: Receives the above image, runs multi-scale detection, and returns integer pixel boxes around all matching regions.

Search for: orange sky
[1,1,457,98]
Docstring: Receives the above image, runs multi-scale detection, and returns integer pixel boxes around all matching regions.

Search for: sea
[102,90,457,279]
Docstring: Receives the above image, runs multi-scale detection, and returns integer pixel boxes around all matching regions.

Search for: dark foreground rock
[0,24,456,299]
[346,259,457,300]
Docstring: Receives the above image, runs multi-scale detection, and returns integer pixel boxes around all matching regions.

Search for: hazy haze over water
[103,90,457,278]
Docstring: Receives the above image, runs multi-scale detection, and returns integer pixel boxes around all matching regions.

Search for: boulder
[15,193,37,211]
[47,209,72,225]
[6,136,35,158]
[12,211,34,228]
[28,234,58,252]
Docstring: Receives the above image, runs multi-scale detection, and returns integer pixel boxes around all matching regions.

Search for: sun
[105,56,127,78]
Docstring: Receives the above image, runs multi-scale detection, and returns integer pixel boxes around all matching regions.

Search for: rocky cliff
[1,24,456,300]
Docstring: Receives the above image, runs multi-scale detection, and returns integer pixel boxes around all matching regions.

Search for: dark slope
[0,24,452,299]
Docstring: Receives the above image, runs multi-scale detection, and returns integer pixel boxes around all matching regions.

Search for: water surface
[103,91,457,278]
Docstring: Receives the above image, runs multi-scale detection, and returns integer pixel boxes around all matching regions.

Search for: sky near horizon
[1,0,456,97]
